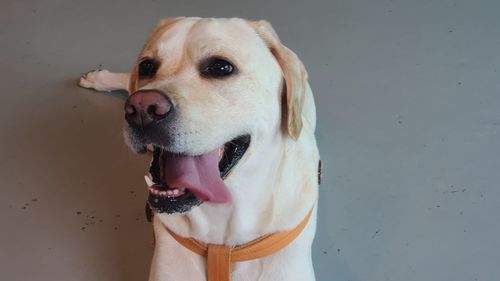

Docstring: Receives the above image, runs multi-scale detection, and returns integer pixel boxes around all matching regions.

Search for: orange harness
[162,210,313,281]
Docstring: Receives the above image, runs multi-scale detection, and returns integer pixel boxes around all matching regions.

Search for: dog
[79,17,320,281]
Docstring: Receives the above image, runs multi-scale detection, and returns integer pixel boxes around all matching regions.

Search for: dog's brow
[139,56,155,62]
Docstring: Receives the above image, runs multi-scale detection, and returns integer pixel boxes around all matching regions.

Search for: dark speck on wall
[397,115,403,125]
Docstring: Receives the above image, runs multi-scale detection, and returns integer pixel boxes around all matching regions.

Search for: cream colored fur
[79,17,319,281]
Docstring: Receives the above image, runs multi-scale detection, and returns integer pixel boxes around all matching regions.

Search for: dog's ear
[128,17,185,93]
[249,20,308,140]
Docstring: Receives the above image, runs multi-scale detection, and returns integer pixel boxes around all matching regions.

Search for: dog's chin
[141,135,251,214]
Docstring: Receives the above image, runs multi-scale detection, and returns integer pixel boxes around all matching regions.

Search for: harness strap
[165,210,313,281]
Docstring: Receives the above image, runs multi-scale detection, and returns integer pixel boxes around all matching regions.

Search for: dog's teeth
[147,144,155,152]
[148,184,188,198]
[144,175,154,187]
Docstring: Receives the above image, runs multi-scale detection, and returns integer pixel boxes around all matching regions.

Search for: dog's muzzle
[123,90,252,214]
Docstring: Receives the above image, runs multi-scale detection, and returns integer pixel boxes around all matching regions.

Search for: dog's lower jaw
[154,126,319,243]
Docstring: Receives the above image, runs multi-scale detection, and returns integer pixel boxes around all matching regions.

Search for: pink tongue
[161,149,231,203]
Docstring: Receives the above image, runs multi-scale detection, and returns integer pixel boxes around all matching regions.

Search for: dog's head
[124,18,308,214]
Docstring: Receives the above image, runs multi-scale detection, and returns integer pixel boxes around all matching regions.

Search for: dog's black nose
[125,90,173,127]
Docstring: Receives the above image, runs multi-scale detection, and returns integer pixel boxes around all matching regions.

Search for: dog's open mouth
[144,135,250,214]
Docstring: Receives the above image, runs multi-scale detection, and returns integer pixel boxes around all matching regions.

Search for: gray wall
[1,0,499,280]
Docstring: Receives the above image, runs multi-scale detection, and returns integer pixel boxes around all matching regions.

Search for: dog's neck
[157,135,318,246]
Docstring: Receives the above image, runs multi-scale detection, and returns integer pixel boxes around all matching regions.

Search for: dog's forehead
[140,18,197,59]
[188,18,259,44]
[142,18,264,60]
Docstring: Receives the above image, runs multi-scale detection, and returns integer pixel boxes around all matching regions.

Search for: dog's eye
[138,59,158,78]
[200,58,235,78]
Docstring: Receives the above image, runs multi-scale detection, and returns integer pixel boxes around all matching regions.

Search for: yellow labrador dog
[79,17,320,281]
